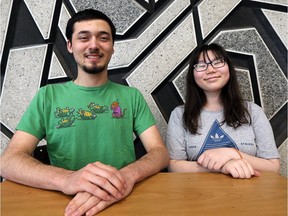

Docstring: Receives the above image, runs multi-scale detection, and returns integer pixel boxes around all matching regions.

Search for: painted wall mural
[1,0,287,175]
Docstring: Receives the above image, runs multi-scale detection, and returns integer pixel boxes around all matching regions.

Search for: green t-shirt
[17,81,156,170]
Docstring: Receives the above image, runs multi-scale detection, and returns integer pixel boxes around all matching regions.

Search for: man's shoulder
[39,81,71,91]
[109,81,140,93]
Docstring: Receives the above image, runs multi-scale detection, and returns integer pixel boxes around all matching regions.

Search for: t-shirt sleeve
[248,102,280,159]
[16,87,47,140]
[132,89,156,135]
[165,106,188,160]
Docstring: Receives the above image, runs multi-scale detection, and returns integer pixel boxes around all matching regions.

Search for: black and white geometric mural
[1,0,287,176]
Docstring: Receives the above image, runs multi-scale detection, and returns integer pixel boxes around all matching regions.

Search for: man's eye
[100,36,109,41]
[79,36,88,40]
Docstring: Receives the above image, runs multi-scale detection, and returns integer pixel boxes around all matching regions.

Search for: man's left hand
[64,173,134,216]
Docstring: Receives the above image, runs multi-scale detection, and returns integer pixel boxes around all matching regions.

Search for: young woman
[166,43,280,178]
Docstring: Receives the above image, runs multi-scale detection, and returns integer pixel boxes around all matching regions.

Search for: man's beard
[82,64,105,74]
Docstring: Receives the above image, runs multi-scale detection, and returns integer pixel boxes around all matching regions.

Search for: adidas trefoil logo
[210,133,224,142]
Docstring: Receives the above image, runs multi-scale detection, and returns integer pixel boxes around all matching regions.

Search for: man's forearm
[1,149,70,191]
[120,146,169,184]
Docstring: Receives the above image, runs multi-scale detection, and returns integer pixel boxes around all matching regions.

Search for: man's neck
[74,71,108,87]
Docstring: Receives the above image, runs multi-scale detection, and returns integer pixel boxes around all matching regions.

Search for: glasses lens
[212,59,225,68]
[194,63,207,72]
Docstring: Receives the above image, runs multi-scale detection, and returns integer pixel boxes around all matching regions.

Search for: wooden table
[1,172,287,216]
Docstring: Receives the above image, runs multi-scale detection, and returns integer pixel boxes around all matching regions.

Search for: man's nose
[89,37,99,49]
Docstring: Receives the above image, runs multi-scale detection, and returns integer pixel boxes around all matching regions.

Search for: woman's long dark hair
[184,43,250,134]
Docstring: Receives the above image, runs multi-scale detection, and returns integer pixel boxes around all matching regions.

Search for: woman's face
[193,50,230,95]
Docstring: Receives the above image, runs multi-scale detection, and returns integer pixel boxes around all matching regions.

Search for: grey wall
[1,0,287,176]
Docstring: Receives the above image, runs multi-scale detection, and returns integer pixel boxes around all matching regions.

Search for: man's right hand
[64,167,135,216]
[61,161,126,201]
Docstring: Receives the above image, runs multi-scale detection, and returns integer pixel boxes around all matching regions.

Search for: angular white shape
[58,3,71,41]
[0,0,13,60]
[49,52,68,79]
[198,0,241,38]
[109,0,191,68]
[24,0,57,39]
[126,14,197,136]
[0,45,47,132]
[250,0,288,6]
[262,9,288,48]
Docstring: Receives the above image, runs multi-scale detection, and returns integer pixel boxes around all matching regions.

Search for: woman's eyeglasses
[193,59,225,72]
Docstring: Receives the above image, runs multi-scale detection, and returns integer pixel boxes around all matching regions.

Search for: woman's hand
[197,148,243,171]
[220,159,261,178]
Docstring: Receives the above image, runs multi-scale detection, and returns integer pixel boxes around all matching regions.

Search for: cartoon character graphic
[56,115,76,128]
[110,101,127,118]
[77,108,97,120]
[87,102,109,113]
[54,107,75,117]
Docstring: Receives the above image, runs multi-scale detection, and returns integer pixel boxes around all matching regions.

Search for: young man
[0,9,169,215]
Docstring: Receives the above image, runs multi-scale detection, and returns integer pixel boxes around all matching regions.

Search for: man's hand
[64,192,101,216]
[220,159,261,178]
[64,170,135,216]
[64,124,168,215]
[197,148,242,171]
[61,161,126,201]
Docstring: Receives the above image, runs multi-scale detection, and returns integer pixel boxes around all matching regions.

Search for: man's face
[67,19,114,74]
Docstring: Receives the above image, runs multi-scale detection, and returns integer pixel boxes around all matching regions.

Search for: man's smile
[85,53,102,59]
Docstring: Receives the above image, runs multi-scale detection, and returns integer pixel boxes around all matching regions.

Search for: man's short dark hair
[66,9,116,43]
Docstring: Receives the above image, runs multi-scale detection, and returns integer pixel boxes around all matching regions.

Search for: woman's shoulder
[244,101,266,119]
[173,105,184,112]
[170,105,185,118]
[245,101,262,111]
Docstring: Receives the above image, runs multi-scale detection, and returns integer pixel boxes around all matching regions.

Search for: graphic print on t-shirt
[110,100,127,118]
[54,107,76,128]
[87,102,109,113]
[196,120,238,159]
[54,100,127,128]
[54,107,75,117]
[77,108,97,120]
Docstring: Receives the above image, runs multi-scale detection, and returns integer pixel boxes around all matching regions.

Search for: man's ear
[67,40,73,53]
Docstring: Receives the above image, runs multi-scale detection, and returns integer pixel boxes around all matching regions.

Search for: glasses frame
[193,58,226,72]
